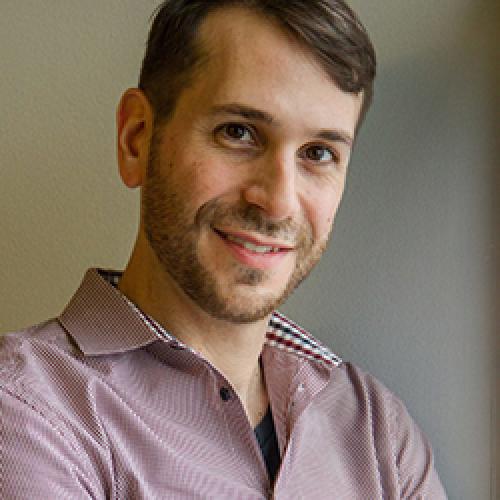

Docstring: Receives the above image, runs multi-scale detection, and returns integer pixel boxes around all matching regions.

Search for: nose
[242,151,300,221]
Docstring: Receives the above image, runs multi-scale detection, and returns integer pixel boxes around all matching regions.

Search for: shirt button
[219,387,232,401]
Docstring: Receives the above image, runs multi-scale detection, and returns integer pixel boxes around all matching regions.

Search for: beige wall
[1,1,497,498]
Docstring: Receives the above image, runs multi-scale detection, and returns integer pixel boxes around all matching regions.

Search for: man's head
[117,1,375,323]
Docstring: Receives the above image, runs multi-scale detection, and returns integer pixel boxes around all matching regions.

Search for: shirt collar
[59,268,341,367]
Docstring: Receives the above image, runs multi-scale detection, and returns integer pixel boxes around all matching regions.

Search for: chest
[92,368,397,500]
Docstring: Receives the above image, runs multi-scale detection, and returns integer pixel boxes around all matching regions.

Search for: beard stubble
[142,136,327,324]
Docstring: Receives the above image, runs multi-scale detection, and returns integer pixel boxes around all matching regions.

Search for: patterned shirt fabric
[0,269,447,499]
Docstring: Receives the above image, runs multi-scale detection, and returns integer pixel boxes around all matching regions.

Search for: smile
[214,228,292,254]
[225,233,280,254]
[213,228,293,270]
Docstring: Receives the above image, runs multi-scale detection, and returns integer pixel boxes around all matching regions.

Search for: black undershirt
[254,406,281,483]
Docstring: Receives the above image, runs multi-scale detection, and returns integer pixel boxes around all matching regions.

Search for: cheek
[303,182,345,242]
[313,212,335,242]
[178,158,241,212]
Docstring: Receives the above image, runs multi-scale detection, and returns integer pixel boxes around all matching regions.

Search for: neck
[118,231,270,425]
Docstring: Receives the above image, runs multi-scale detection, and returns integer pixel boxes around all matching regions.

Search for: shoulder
[1,319,73,377]
[0,319,89,437]
[0,323,110,498]
[0,318,79,388]
[321,362,447,497]
[0,321,111,497]
[319,360,423,445]
[269,315,447,498]
[0,318,108,440]
[332,360,402,411]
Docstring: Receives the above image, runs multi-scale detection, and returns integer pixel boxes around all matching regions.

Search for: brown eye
[305,145,335,163]
[223,123,252,141]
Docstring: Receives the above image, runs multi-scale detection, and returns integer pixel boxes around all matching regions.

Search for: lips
[214,229,292,255]
[225,233,280,253]
[213,228,293,270]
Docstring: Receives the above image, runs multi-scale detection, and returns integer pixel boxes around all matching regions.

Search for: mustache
[195,200,310,244]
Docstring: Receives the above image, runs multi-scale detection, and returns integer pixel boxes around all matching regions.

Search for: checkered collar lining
[102,270,342,368]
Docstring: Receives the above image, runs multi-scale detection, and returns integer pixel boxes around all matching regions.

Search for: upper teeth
[226,234,280,253]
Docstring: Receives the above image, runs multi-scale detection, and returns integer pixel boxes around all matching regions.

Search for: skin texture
[116,7,362,425]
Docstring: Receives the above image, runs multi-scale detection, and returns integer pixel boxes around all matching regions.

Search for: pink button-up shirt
[0,269,446,499]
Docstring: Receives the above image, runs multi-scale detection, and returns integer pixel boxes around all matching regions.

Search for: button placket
[216,378,271,483]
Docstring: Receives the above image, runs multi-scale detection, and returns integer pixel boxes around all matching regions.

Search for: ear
[116,88,153,188]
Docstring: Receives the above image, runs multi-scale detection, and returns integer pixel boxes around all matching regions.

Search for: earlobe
[116,88,153,188]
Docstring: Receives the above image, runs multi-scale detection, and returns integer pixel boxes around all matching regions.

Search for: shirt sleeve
[389,393,448,499]
[1,386,106,499]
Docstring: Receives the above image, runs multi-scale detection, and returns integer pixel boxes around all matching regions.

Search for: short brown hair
[139,0,376,129]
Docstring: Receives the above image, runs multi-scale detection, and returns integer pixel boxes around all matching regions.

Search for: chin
[200,282,286,324]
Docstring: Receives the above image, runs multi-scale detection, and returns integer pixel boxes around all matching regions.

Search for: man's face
[142,7,362,323]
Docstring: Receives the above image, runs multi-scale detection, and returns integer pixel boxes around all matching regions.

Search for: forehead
[174,6,362,136]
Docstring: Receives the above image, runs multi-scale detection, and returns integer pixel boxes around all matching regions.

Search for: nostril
[242,177,299,221]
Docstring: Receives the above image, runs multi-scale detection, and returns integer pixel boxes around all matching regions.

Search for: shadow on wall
[468,3,500,499]
[378,4,499,499]
[489,2,500,499]
[298,2,499,499]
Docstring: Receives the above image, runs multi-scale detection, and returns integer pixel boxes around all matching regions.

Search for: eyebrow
[209,103,275,125]
[315,129,353,147]
[209,102,353,147]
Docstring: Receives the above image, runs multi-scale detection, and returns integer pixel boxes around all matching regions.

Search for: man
[1,1,446,498]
